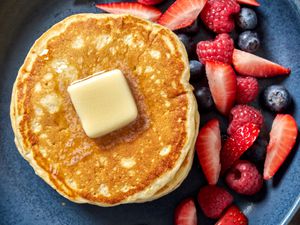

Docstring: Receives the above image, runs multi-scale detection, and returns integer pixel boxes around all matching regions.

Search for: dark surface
[0,0,300,225]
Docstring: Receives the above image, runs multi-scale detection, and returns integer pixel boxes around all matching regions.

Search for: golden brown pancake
[10,14,199,206]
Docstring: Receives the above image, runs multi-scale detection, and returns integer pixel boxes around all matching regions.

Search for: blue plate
[0,0,299,224]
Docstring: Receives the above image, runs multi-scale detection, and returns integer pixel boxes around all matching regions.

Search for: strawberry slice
[237,0,260,6]
[138,0,165,6]
[264,114,298,180]
[95,2,162,22]
[158,0,207,30]
[216,205,248,225]
[196,119,221,185]
[221,123,260,172]
[205,61,237,115]
[232,49,291,78]
[174,198,197,225]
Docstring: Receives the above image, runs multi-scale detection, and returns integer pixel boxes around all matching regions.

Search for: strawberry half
[232,49,291,78]
[264,114,298,180]
[221,123,260,172]
[237,0,260,6]
[174,198,197,225]
[216,205,248,225]
[205,62,237,115]
[196,119,221,185]
[138,0,165,6]
[96,2,162,22]
[158,0,207,30]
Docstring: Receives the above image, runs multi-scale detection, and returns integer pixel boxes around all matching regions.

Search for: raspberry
[196,34,234,64]
[198,185,233,219]
[200,0,240,33]
[236,76,259,104]
[226,160,263,195]
[228,105,264,135]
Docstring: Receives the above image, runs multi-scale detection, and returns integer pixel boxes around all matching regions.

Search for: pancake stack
[10,14,199,206]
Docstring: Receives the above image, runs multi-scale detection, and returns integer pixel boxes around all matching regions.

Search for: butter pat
[68,70,138,138]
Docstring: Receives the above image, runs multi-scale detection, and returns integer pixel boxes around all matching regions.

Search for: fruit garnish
[189,60,204,80]
[196,119,221,185]
[198,185,233,219]
[200,0,240,33]
[232,49,291,78]
[216,205,248,225]
[177,34,193,56]
[194,87,214,111]
[174,198,197,225]
[262,85,292,113]
[197,33,234,64]
[138,0,165,6]
[236,76,259,104]
[264,114,298,180]
[205,61,237,115]
[221,123,260,172]
[236,8,258,30]
[226,160,263,195]
[158,0,207,30]
[96,2,162,22]
[237,0,260,7]
[228,105,263,135]
[238,31,260,53]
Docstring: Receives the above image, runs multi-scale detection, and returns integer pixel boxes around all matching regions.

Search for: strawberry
[232,49,291,78]
[236,76,259,104]
[205,62,237,115]
[196,119,221,185]
[216,205,248,225]
[196,33,234,64]
[237,0,260,6]
[95,2,162,22]
[138,0,165,6]
[198,185,233,219]
[174,198,197,225]
[200,0,240,33]
[158,0,207,30]
[221,123,260,172]
[228,105,264,135]
[264,114,298,180]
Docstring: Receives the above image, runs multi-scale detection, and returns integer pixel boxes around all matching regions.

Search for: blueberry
[262,85,292,112]
[194,87,214,111]
[177,34,193,56]
[244,139,267,163]
[236,8,258,30]
[180,20,200,34]
[238,31,260,53]
[189,60,204,80]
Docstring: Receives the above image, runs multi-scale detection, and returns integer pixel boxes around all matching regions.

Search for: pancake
[10,14,199,206]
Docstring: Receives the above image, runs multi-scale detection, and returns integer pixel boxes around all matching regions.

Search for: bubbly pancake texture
[11,14,198,206]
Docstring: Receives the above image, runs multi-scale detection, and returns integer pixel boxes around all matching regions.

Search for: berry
[226,160,263,195]
[221,123,260,172]
[194,87,214,111]
[262,85,292,113]
[180,19,201,34]
[158,0,207,30]
[174,198,197,225]
[216,205,248,225]
[232,49,291,78]
[264,114,298,180]
[238,31,260,53]
[196,34,234,64]
[236,76,259,104]
[198,185,233,219]
[196,119,221,185]
[189,60,204,80]
[177,34,193,56]
[228,105,264,135]
[236,8,258,30]
[244,138,267,163]
[200,0,240,33]
[138,0,165,6]
[96,2,162,22]
[206,62,237,115]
